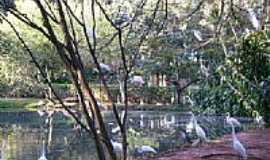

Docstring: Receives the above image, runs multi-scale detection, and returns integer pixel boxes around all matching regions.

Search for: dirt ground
[145,128,270,160]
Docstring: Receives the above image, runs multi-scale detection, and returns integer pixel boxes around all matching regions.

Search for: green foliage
[141,86,172,103]
[192,31,270,122]
[0,98,39,112]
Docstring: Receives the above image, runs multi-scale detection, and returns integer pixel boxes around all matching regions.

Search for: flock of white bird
[36,6,262,159]
[36,109,266,160]
[183,112,248,159]
[110,111,263,160]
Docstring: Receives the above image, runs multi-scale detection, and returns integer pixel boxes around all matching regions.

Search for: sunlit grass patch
[0,98,40,112]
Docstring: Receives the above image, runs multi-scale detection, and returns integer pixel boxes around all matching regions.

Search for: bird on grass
[230,123,247,160]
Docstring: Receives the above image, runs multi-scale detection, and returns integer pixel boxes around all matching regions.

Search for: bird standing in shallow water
[230,123,247,160]
[38,140,47,160]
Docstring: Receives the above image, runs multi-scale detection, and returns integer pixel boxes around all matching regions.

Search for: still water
[0,111,255,160]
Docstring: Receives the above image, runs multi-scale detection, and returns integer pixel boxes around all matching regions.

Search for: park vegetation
[0,0,269,160]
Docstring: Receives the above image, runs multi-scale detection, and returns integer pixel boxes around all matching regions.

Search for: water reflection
[0,111,256,160]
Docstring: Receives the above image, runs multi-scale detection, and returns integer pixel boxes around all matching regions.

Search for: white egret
[137,145,157,155]
[230,123,247,160]
[193,30,203,41]
[111,140,123,153]
[38,140,47,160]
[226,112,241,128]
[253,111,265,127]
[191,113,208,143]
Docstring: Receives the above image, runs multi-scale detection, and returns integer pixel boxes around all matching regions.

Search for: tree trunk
[77,70,117,160]
[119,80,125,103]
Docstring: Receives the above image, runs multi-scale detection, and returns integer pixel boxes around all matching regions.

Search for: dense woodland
[0,0,270,160]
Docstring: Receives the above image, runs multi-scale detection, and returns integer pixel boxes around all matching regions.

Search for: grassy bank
[0,98,41,112]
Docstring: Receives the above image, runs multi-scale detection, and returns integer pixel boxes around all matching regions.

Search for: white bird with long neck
[230,123,247,160]
[253,111,265,127]
[226,112,241,128]
[191,113,208,143]
[38,140,47,160]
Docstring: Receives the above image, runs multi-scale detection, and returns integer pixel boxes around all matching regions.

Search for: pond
[0,111,256,160]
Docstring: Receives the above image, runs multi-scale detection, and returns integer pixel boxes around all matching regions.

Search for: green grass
[0,98,41,112]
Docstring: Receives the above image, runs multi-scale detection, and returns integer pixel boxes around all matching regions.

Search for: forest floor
[145,128,270,160]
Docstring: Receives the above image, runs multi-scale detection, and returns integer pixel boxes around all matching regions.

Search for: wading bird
[253,111,265,128]
[230,123,247,160]
[191,113,208,143]
[38,140,47,160]
[226,112,241,128]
